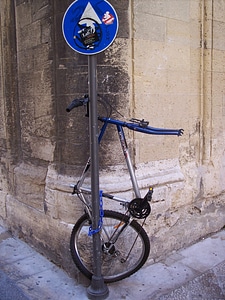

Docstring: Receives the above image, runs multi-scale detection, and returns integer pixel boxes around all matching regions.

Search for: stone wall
[0,0,224,280]
[132,0,225,258]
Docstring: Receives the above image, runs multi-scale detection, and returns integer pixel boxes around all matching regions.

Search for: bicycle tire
[70,210,150,283]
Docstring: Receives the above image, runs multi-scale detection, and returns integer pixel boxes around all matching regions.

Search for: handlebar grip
[66,96,89,112]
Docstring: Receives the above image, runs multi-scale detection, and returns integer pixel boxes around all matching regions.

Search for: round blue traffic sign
[62,0,119,55]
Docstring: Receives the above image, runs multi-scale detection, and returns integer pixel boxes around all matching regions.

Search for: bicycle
[66,95,183,283]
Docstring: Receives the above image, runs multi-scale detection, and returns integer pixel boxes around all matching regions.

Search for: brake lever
[130,118,149,128]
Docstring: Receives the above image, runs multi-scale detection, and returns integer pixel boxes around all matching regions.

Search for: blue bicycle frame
[97,117,182,198]
[67,96,183,201]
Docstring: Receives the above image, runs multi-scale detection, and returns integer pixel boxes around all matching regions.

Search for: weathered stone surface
[14,163,47,211]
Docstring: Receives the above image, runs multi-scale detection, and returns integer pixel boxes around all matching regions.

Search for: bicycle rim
[70,210,150,283]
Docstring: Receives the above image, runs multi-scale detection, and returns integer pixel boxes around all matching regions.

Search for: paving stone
[0,226,225,300]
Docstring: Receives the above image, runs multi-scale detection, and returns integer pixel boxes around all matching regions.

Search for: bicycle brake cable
[98,94,128,120]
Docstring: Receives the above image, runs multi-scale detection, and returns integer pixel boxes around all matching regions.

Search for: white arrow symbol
[79,2,102,32]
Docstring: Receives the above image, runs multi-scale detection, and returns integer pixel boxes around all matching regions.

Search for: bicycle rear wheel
[70,210,150,283]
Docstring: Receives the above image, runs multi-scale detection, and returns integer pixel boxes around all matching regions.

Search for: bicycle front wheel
[70,210,150,283]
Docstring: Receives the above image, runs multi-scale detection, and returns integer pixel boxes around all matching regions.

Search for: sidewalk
[0,224,225,299]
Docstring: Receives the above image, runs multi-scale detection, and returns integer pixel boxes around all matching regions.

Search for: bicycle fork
[101,219,129,258]
[101,215,141,263]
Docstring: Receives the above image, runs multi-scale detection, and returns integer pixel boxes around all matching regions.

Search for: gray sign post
[62,1,118,298]
[87,55,109,299]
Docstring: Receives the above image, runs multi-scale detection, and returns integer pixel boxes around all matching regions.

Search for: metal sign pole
[62,1,118,298]
[87,55,109,299]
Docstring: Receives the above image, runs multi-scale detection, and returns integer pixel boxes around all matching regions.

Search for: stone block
[134,0,166,16]
[213,0,225,22]
[31,0,51,22]
[166,44,190,71]
[165,0,190,22]
[32,68,52,96]
[33,44,52,70]
[17,20,42,51]
[167,19,190,45]
[212,49,225,73]
[134,13,166,42]
[134,40,167,74]
[213,21,225,50]
[167,71,190,94]
[190,19,201,49]
[15,1,32,28]
[17,48,34,73]
[190,0,201,21]
[14,163,47,211]
[0,191,7,219]
[29,137,55,161]
[40,17,52,44]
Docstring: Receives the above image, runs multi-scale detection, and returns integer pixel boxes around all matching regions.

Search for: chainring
[128,198,151,219]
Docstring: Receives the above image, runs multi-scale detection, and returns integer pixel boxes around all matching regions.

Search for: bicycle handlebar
[66,95,88,112]
[66,96,184,136]
[99,117,184,136]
